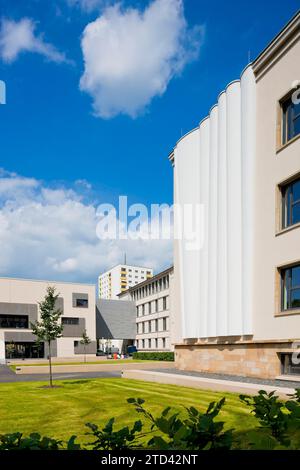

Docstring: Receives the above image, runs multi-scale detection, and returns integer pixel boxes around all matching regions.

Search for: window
[148,321,151,333]
[74,341,79,347]
[281,91,300,145]
[163,296,167,310]
[148,301,151,314]
[0,314,28,329]
[155,338,158,349]
[142,339,145,349]
[163,317,167,331]
[76,298,88,308]
[155,319,158,332]
[148,339,151,349]
[281,353,300,376]
[281,177,300,229]
[62,317,79,325]
[142,322,145,334]
[155,299,158,312]
[142,304,145,315]
[162,338,166,348]
[281,264,300,310]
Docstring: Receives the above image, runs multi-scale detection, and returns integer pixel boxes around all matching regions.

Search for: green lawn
[0,378,299,449]
[9,359,156,371]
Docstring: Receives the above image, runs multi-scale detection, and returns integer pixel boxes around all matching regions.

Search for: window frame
[280,88,300,146]
[280,264,300,311]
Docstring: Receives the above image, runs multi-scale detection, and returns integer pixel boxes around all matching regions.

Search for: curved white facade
[174,66,256,339]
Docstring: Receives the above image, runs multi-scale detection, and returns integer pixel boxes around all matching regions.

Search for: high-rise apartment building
[98,264,153,299]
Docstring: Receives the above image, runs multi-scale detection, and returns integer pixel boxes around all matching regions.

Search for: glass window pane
[293,180,300,202]
[292,202,300,225]
[291,289,300,308]
[292,266,300,287]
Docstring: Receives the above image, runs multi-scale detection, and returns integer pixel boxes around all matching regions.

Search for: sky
[0,0,299,284]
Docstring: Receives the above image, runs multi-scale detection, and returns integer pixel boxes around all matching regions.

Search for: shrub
[132,352,174,361]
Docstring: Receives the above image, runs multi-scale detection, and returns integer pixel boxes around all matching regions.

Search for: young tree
[31,286,63,387]
[80,329,91,363]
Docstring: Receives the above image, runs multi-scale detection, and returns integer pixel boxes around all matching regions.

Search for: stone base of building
[175,338,300,379]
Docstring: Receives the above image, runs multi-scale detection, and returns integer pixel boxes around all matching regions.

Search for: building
[0,277,96,362]
[118,267,174,351]
[170,11,300,379]
[96,298,136,354]
[98,264,153,299]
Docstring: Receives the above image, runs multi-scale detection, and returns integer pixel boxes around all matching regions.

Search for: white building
[0,277,96,362]
[98,264,153,299]
[170,11,300,379]
[118,267,174,351]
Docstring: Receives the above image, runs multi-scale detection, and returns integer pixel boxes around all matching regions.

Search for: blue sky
[0,0,299,283]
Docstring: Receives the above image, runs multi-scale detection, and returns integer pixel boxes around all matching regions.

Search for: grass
[9,359,157,371]
[0,378,299,449]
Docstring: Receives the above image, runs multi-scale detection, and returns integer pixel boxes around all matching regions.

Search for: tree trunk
[48,340,53,387]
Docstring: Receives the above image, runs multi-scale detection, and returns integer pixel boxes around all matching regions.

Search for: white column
[241,66,256,335]
[216,91,228,336]
[226,81,243,335]
[0,331,5,363]
[207,106,219,337]
[199,117,210,338]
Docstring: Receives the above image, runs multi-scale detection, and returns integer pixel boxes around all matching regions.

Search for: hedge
[132,352,174,361]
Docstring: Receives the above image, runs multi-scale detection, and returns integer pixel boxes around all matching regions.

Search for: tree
[80,329,91,363]
[31,286,63,387]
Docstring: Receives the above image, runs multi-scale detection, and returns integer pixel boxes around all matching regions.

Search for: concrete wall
[96,298,136,340]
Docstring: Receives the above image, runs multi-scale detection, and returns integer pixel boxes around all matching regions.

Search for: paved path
[150,368,300,390]
[0,365,121,383]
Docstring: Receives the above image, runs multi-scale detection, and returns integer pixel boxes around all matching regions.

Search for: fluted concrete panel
[173,66,255,340]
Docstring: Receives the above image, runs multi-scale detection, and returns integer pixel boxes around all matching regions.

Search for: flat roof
[0,276,95,287]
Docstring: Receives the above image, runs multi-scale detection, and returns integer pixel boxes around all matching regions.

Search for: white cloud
[0,17,69,64]
[0,170,172,283]
[67,0,105,12]
[80,0,204,118]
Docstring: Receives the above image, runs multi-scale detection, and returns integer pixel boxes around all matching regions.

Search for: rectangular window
[76,298,88,308]
[155,299,158,312]
[163,296,167,310]
[281,353,300,376]
[74,340,79,347]
[163,317,167,331]
[148,301,151,314]
[0,314,28,329]
[281,264,300,310]
[142,339,145,349]
[162,338,166,348]
[148,338,151,349]
[142,322,145,334]
[282,91,300,145]
[155,319,158,332]
[62,317,79,325]
[148,321,151,333]
[155,338,158,349]
[281,177,300,229]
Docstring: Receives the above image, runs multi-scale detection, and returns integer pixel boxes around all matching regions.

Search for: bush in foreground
[132,351,174,361]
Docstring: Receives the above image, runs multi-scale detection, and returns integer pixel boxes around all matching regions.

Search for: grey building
[96,299,136,353]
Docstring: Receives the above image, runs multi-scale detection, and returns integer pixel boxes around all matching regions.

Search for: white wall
[173,66,256,340]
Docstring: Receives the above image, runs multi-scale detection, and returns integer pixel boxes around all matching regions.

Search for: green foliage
[86,418,143,450]
[80,329,91,346]
[0,432,63,450]
[239,389,300,447]
[31,286,63,343]
[132,352,174,361]
[127,396,233,449]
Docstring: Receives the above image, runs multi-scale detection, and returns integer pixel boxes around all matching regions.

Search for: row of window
[0,315,81,329]
[137,317,168,334]
[137,296,168,317]
[131,275,169,301]
[137,338,167,349]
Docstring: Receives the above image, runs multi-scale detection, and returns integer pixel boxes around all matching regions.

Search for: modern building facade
[0,277,96,362]
[98,264,153,299]
[119,267,174,351]
[96,298,136,354]
[170,12,300,379]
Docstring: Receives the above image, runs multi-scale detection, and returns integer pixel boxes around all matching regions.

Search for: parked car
[127,345,137,356]
[96,349,106,356]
